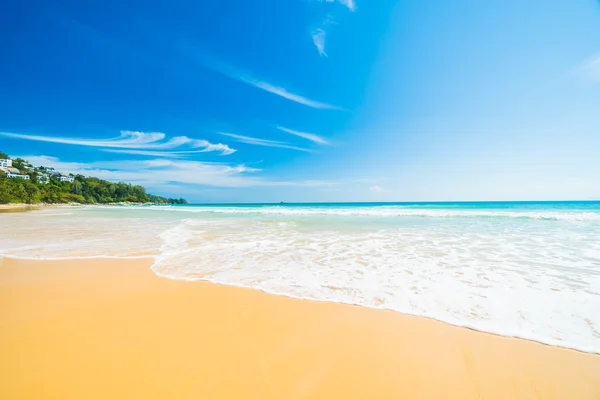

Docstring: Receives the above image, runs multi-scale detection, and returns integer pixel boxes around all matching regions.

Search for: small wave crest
[135,205,600,221]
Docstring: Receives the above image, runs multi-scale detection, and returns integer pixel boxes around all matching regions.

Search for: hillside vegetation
[0,152,187,205]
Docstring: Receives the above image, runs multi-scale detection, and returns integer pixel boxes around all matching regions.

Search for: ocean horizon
[173,200,600,206]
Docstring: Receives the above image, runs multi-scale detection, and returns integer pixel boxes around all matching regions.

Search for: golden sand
[1,257,599,399]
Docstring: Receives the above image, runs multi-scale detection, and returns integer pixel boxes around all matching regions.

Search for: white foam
[31,212,74,216]
[104,204,600,221]
[150,217,600,354]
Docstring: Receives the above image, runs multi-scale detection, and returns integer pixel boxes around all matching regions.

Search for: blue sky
[1,0,599,202]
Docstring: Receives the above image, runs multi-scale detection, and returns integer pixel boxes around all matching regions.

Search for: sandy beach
[0,204,44,212]
[1,257,599,399]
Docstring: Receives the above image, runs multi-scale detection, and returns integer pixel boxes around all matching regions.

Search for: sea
[1,201,599,353]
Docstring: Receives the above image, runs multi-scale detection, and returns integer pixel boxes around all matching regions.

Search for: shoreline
[0,203,86,213]
[0,202,173,212]
[151,265,598,356]
[0,203,46,211]
[2,254,598,355]
[2,257,599,399]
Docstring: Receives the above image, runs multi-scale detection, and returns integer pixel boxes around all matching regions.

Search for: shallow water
[1,201,599,353]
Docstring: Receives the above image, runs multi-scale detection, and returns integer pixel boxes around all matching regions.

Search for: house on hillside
[59,173,74,183]
[0,159,12,168]
[39,166,59,175]
[37,173,50,184]
[5,167,30,180]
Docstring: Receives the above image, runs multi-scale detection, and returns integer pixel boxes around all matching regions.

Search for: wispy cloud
[580,53,600,82]
[312,28,327,57]
[369,185,383,193]
[247,79,342,109]
[184,50,344,110]
[276,126,329,145]
[337,0,356,11]
[104,149,190,157]
[219,132,311,152]
[0,130,236,156]
[321,0,356,12]
[311,2,354,57]
[104,146,234,157]
[20,155,262,188]
[19,155,345,190]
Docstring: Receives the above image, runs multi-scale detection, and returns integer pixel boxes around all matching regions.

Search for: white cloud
[312,28,327,57]
[0,130,236,156]
[276,126,329,145]
[18,155,345,190]
[580,53,600,82]
[340,0,356,11]
[103,149,190,157]
[190,55,343,110]
[219,132,311,152]
[321,0,356,12]
[244,79,342,110]
[199,141,236,154]
[369,185,383,193]
[311,2,353,57]
[21,155,264,188]
[103,147,234,157]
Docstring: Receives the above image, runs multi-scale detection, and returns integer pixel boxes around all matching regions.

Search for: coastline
[0,203,47,212]
[2,257,599,399]
[0,202,169,212]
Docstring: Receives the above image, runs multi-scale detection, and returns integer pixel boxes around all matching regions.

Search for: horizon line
[153,200,600,206]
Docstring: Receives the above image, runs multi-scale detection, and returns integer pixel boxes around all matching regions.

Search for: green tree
[73,180,83,196]
[0,152,187,205]
[0,179,11,203]
[4,179,27,203]
[11,158,26,171]
[22,181,41,204]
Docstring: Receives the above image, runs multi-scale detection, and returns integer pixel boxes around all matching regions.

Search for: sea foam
[139,205,600,221]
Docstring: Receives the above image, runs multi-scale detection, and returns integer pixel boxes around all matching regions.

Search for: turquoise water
[1,201,599,353]
[189,201,600,210]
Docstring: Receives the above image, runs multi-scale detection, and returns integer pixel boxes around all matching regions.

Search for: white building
[5,167,30,180]
[59,173,74,183]
[40,166,59,175]
[0,159,12,168]
[37,173,50,184]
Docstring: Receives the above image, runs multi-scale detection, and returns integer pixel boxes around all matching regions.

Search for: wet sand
[0,204,42,212]
[1,257,599,399]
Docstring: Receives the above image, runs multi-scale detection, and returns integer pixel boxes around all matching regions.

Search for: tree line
[0,152,188,205]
